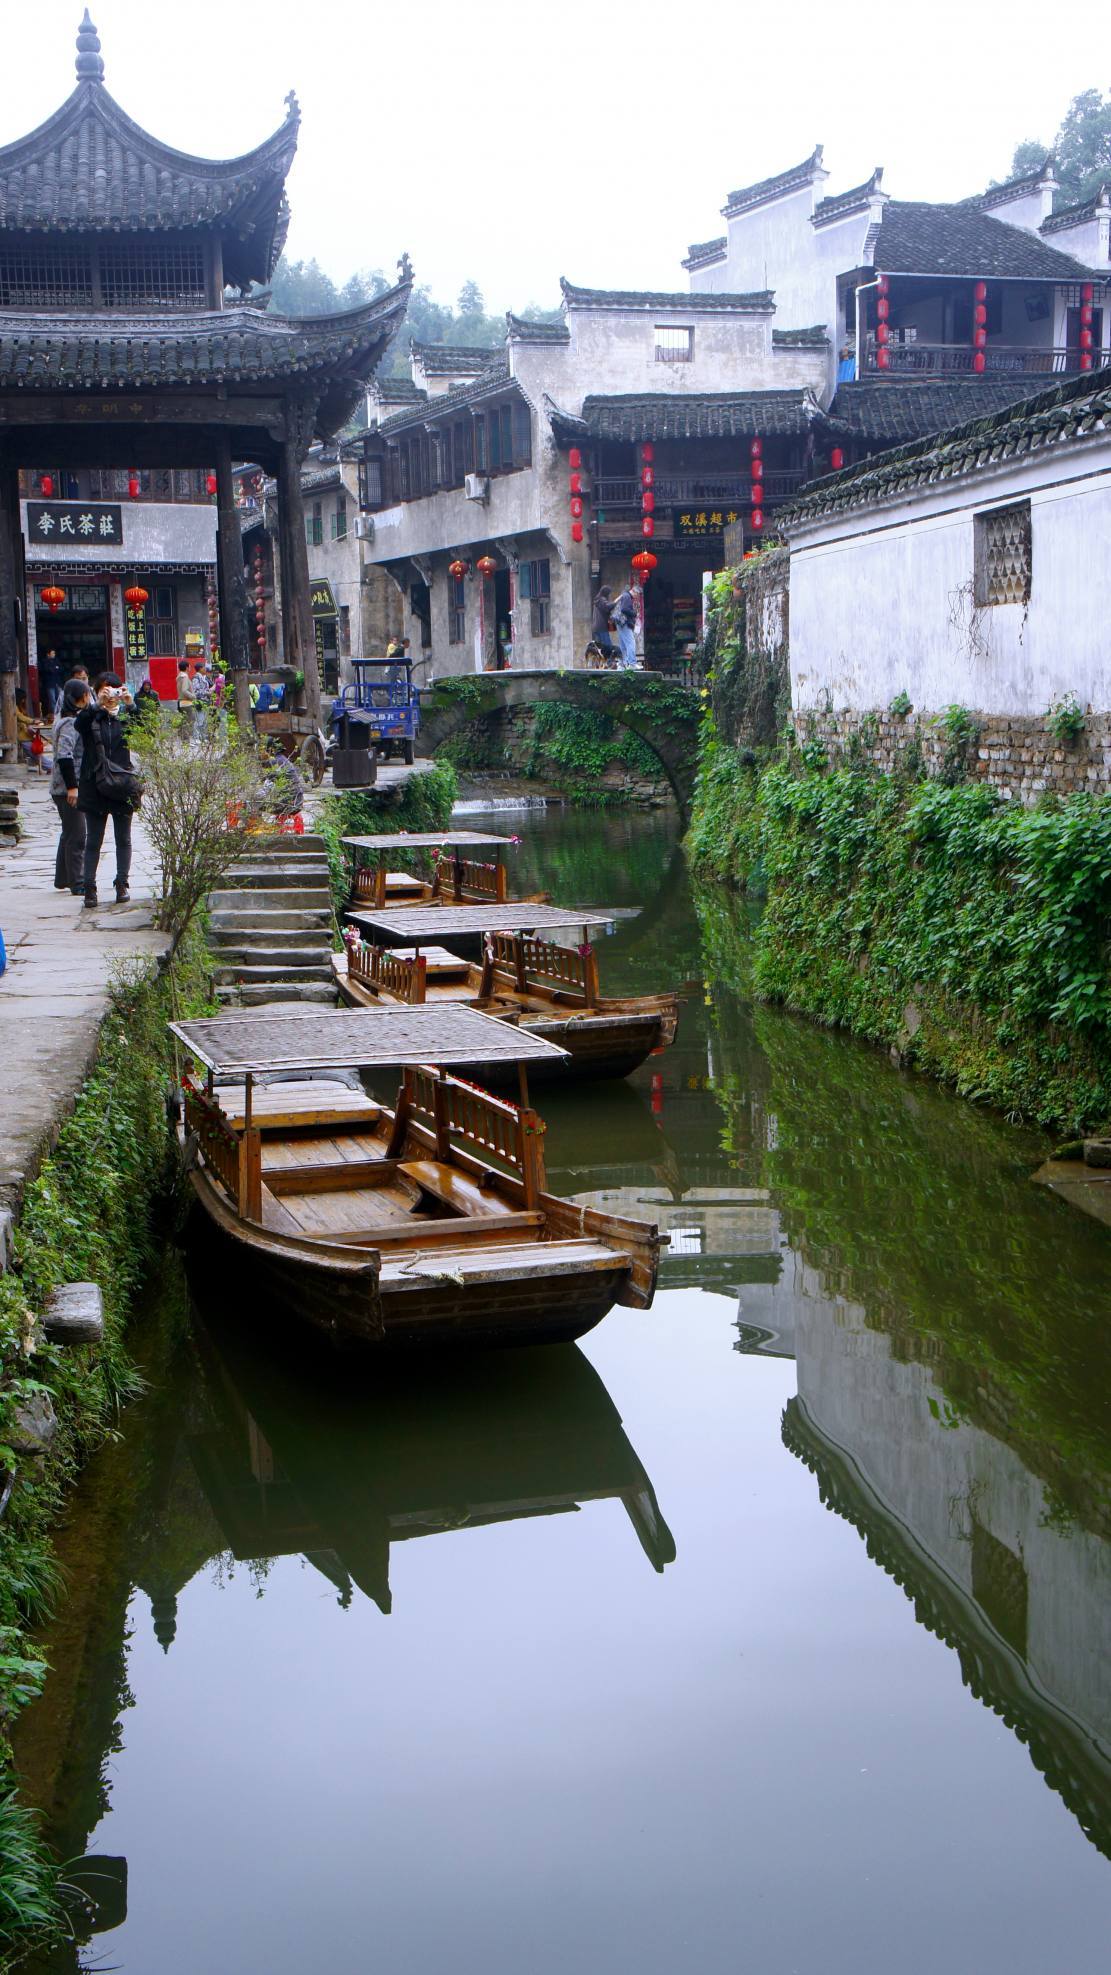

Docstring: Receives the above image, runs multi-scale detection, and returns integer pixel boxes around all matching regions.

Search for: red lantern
[568,447,582,470]
[974,280,988,304]
[750,438,762,459]
[206,472,217,497]
[1080,352,1093,372]
[831,448,845,471]
[877,346,890,370]
[1080,327,1093,351]
[641,442,655,463]
[1082,282,1094,304]
[876,322,889,345]
[1080,303,1093,327]
[476,555,497,577]
[569,471,582,494]
[641,465,654,488]
[876,274,889,298]
[448,558,467,579]
[124,584,149,612]
[973,303,987,328]
[569,495,583,519]
[632,549,657,580]
[641,490,655,513]
[973,326,987,350]
[40,584,65,613]
[128,475,140,499]
[751,508,764,531]
[41,474,53,498]
[876,297,889,322]
[571,521,584,543]
[641,516,655,538]
[751,455,764,481]
[973,351,986,374]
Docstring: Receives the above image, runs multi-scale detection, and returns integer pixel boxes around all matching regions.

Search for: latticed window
[519,557,551,635]
[655,325,694,363]
[0,245,92,307]
[448,573,466,645]
[974,500,1031,606]
[99,242,207,308]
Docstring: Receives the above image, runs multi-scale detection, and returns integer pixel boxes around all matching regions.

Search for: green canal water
[15,804,1111,1973]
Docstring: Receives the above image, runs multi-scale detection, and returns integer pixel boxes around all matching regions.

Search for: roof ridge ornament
[75,9,104,83]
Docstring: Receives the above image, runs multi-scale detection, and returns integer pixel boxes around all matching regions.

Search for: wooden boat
[341,830,549,912]
[334,902,679,1082]
[171,1004,661,1352]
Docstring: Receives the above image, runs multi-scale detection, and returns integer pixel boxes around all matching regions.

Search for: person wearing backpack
[75,672,139,908]
[613,580,639,669]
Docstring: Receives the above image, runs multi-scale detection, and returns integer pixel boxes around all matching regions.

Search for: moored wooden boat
[341,830,549,912]
[171,1005,661,1352]
[334,917,679,1081]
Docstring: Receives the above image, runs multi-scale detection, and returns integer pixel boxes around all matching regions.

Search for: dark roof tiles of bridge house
[873,201,1100,282]
[782,363,1111,526]
[831,376,1050,446]
[560,278,775,313]
[553,390,840,444]
[0,14,299,286]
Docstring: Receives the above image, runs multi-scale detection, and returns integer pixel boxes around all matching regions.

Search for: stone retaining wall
[801,707,1111,802]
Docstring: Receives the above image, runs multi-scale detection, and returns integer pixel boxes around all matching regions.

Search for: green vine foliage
[688,755,1111,1129]
[316,761,458,921]
[0,937,213,1956]
[525,704,663,790]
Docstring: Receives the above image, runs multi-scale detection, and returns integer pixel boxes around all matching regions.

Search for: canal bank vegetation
[0,936,213,1962]
[435,702,672,806]
[316,760,458,922]
[688,725,1111,1132]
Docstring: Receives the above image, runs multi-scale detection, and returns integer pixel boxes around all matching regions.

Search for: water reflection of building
[782,1268,1111,1856]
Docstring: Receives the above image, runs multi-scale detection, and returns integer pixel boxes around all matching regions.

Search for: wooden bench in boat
[217,1081,381,1133]
[399,1158,507,1217]
[379,1238,630,1286]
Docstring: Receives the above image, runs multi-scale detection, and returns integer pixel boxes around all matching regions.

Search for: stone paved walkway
[0,766,170,1245]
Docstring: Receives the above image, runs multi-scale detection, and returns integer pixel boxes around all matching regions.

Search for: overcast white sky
[1,0,1095,313]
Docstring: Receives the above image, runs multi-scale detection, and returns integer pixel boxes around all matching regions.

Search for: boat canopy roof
[350,903,639,938]
[341,831,512,851]
[170,1005,569,1075]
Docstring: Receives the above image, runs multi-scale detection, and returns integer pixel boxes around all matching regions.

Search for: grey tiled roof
[681,237,727,271]
[560,277,774,312]
[374,362,515,435]
[782,363,1111,524]
[831,376,1052,445]
[722,146,824,218]
[971,159,1054,211]
[812,170,884,226]
[0,77,299,288]
[372,376,427,404]
[0,281,411,432]
[410,341,500,375]
[553,390,833,442]
[505,312,570,343]
[773,325,830,348]
[1042,186,1110,234]
[873,201,1100,281]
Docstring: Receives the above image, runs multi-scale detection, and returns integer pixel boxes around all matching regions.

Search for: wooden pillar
[0,453,23,752]
[278,411,322,725]
[213,435,252,728]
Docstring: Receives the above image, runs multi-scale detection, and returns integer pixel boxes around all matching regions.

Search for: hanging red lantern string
[751,507,764,532]
[971,279,988,374]
[641,489,655,514]
[876,297,889,323]
[568,448,582,470]
[641,516,655,539]
[876,274,889,299]
[570,495,583,519]
[571,522,584,543]
[751,456,764,483]
[641,464,654,488]
[569,471,582,494]
[877,347,891,370]
[641,442,655,464]
[974,280,988,304]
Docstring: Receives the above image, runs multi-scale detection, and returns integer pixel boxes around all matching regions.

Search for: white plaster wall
[1045,214,1110,271]
[22,500,216,565]
[982,187,1053,235]
[690,186,871,352]
[565,305,775,396]
[787,441,1111,715]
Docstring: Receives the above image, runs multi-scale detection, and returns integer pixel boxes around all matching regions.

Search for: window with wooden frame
[332,494,348,540]
[306,501,324,547]
[456,420,473,478]
[519,557,551,635]
[655,324,694,363]
[145,583,178,656]
[513,402,532,466]
[359,455,384,508]
[448,572,466,644]
[488,404,513,469]
[974,500,1031,606]
[399,445,411,500]
[474,414,488,472]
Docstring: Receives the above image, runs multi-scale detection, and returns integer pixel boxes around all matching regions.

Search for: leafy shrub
[1047,692,1086,745]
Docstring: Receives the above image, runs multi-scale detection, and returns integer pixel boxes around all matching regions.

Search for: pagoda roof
[0,13,299,287]
[0,280,412,436]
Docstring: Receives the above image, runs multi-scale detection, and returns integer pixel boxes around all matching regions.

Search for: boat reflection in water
[186,1285,676,1616]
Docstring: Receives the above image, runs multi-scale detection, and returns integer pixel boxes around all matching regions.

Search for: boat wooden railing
[348,940,428,1004]
[486,932,599,1006]
[398,1066,547,1208]
[184,1081,262,1221]
[352,862,384,904]
[432,856,508,903]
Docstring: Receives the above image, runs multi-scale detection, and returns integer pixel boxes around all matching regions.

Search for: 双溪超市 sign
[674,507,741,538]
[26,501,124,545]
[310,578,338,619]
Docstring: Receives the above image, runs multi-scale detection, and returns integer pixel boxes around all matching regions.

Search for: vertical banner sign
[125,605,147,665]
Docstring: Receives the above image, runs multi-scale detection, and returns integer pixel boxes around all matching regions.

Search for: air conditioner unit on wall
[355,514,375,540]
[464,473,490,503]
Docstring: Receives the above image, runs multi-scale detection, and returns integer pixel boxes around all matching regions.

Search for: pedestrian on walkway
[176,660,194,731]
[612,580,639,669]
[39,647,63,716]
[15,690,48,773]
[76,673,139,908]
[51,678,91,894]
[592,586,617,662]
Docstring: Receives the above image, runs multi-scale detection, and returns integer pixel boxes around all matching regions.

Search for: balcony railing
[862,342,1106,377]
[593,471,804,507]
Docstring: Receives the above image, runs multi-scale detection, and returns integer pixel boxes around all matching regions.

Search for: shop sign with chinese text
[26,502,124,545]
[674,507,741,539]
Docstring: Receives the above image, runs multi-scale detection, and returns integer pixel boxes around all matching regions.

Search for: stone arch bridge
[418,670,702,820]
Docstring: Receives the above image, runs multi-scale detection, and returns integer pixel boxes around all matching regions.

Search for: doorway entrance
[35,591,110,681]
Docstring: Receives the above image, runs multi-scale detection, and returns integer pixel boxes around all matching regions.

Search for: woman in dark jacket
[75,672,136,908]
[591,585,616,659]
[51,678,91,893]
